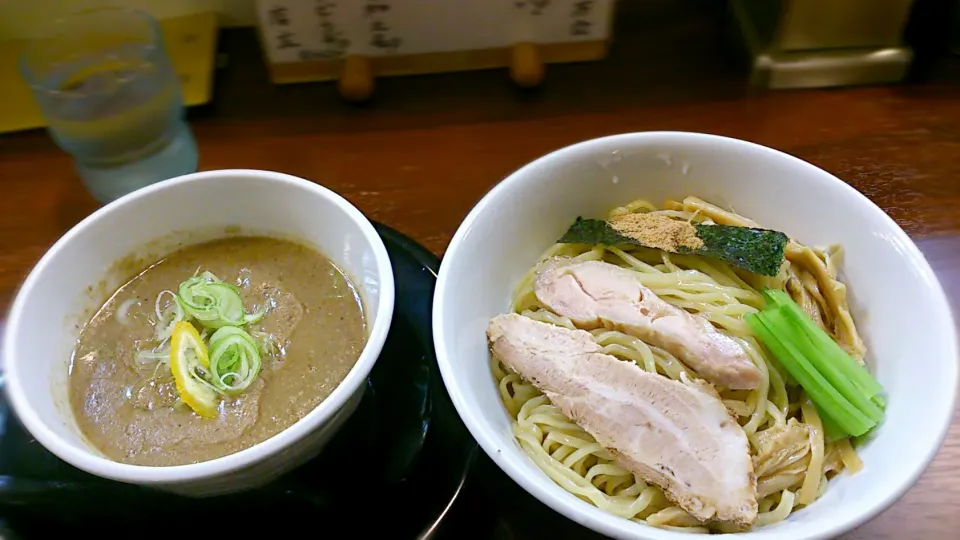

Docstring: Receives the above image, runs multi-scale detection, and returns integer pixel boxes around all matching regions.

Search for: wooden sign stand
[255,1,616,102]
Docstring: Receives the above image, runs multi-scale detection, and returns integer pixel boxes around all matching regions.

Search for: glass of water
[20,8,198,203]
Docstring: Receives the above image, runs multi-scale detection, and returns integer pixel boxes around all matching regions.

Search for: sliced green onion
[177,272,263,329]
[747,312,875,437]
[207,326,262,394]
[154,289,186,342]
[251,330,280,356]
[116,298,140,326]
[136,349,170,365]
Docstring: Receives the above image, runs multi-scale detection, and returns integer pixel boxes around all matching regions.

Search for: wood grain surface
[0,1,957,538]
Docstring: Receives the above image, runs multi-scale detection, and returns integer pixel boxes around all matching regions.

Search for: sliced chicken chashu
[534,259,762,390]
[488,313,758,528]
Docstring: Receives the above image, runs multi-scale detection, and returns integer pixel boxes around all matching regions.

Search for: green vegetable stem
[747,290,885,438]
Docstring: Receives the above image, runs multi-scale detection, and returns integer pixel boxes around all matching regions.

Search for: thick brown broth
[68,237,367,466]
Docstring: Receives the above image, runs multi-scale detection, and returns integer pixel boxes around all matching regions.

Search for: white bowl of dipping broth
[433,132,957,539]
[3,169,394,496]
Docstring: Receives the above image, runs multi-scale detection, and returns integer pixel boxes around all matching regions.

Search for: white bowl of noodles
[433,132,957,539]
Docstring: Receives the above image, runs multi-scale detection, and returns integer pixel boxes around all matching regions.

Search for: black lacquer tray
[0,223,480,539]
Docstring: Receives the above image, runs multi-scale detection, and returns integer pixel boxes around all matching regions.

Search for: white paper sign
[256,0,614,65]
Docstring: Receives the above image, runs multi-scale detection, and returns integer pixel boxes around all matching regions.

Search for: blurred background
[0,1,256,40]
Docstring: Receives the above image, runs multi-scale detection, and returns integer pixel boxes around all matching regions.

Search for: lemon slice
[169,321,218,418]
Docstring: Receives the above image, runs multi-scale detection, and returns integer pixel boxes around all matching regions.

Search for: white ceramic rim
[433,132,959,539]
[2,169,396,485]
